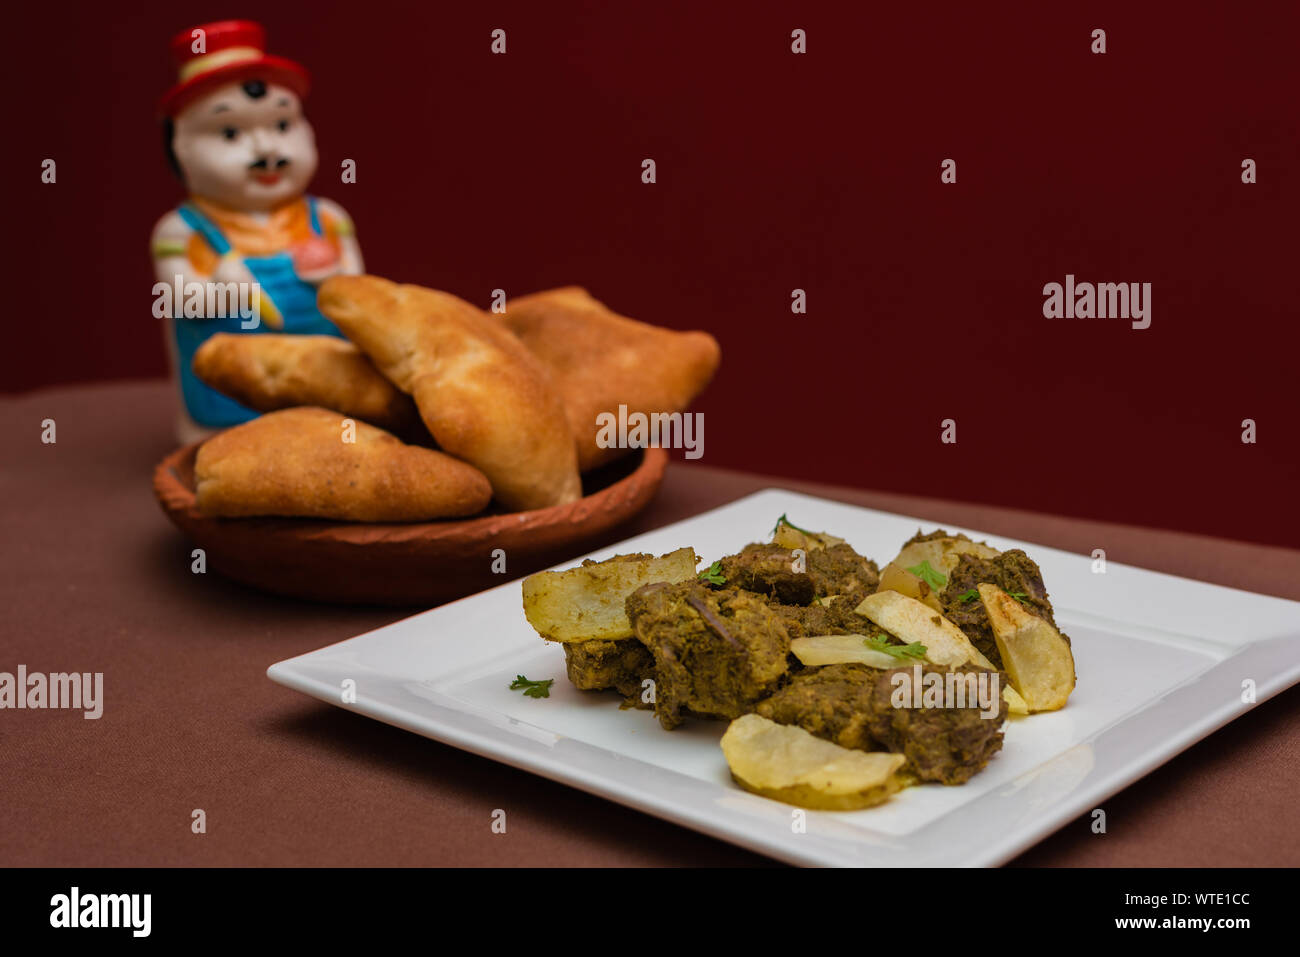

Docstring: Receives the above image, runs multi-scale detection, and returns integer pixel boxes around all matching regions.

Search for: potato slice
[878,536,1000,611]
[854,591,996,669]
[721,714,906,810]
[521,547,698,642]
[790,634,906,670]
[771,517,846,551]
[978,584,1076,711]
[1003,685,1030,715]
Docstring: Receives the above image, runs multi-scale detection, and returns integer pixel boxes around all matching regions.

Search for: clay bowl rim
[152,442,669,547]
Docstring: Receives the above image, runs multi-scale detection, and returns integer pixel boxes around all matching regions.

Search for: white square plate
[267,489,1300,866]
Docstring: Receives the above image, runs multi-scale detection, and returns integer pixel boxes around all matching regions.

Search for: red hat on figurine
[158,20,310,117]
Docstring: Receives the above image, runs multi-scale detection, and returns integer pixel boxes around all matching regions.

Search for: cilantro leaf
[698,560,726,585]
[772,513,815,537]
[905,559,947,591]
[864,635,928,660]
[955,585,1029,605]
[509,675,555,699]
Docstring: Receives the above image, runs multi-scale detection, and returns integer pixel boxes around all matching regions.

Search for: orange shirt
[185,196,341,274]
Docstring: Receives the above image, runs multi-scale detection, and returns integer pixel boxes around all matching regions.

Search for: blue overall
[172,197,345,428]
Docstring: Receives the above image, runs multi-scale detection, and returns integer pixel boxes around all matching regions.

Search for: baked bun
[192,333,421,437]
[500,287,720,470]
[194,407,492,521]
[318,275,582,511]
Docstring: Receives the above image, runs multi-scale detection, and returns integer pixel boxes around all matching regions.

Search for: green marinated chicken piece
[939,549,1067,669]
[626,580,790,730]
[563,638,656,708]
[757,662,1008,785]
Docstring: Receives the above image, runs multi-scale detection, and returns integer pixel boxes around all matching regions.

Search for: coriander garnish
[955,585,1029,605]
[864,635,928,660]
[509,675,555,699]
[698,560,726,585]
[772,513,815,537]
[905,559,947,591]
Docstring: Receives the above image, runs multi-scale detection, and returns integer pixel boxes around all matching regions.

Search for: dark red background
[6,1,1298,546]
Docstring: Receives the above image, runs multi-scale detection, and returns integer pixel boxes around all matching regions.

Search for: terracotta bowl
[153,443,667,606]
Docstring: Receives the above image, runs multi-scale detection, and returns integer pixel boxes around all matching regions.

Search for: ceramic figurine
[151,19,363,442]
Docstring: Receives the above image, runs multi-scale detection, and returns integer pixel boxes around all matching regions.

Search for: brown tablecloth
[3,380,1297,867]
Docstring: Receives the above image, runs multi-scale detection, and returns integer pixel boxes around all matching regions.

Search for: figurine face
[172,80,318,211]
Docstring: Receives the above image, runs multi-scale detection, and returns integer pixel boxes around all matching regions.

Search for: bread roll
[192,333,421,436]
[318,276,582,511]
[195,407,491,521]
[500,287,720,470]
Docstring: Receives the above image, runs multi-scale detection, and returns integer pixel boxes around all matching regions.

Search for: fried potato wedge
[878,536,1000,611]
[790,634,914,670]
[1003,685,1030,715]
[721,714,906,810]
[521,547,698,642]
[772,519,846,552]
[855,591,996,669]
[978,584,1076,712]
